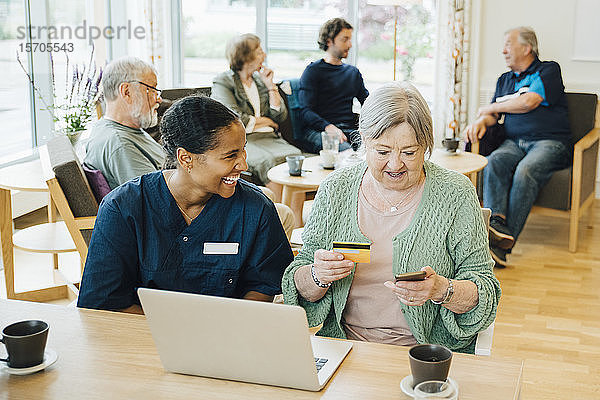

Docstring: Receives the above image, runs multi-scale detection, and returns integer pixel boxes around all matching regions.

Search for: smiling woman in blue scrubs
[78,96,293,313]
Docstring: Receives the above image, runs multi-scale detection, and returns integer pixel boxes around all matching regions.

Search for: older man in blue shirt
[465,27,571,267]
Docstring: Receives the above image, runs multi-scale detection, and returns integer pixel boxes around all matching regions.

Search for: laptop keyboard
[314,357,329,372]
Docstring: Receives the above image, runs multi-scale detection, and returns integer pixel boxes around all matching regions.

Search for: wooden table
[430,149,488,185]
[267,149,488,226]
[0,159,76,302]
[267,155,332,226]
[0,300,523,399]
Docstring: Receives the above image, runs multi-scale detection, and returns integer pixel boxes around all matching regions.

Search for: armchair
[41,135,99,278]
[471,92,599,252]
[277,78,305,150]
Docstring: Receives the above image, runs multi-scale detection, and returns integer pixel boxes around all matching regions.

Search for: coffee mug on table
[0,320,49,368]
[442,138,460,152]
[409,344,453,388]
[286,155,305,176]
[319,149,337,169]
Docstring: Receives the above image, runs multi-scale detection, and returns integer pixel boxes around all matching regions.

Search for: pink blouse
[342,175,425,346]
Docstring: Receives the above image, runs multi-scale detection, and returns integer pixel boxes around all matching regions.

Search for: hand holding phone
[394,271,426,282]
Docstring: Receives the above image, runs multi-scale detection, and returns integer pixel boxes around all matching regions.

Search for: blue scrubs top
[77,171,293,311]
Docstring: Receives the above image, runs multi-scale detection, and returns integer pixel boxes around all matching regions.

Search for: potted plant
[17,46,103,144]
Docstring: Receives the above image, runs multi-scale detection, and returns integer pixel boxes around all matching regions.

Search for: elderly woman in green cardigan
[282,82,500,353]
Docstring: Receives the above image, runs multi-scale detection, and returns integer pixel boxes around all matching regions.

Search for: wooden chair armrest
[574,127,600,153]
[74,216,96,230]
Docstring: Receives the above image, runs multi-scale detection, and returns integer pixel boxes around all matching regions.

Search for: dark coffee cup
[409,344,453,388]
[286,155,305,176]
[442,138,460,152]
[0,320,49,368]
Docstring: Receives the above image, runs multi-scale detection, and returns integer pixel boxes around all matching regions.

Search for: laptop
[137,288,353,391]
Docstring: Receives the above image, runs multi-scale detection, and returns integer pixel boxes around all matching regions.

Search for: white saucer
[0,348,57,375]
[319,163,335,170]
[444,150,460,156]
[400,375,458,397]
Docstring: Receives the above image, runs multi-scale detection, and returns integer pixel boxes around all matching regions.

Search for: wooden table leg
[469,172,477,186]
[281,186,310,228]
[47,193,60,269]
[0,187,16,298]
[281,185,295,207]
[291,192,307,228]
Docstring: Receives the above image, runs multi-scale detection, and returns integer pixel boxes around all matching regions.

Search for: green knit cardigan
[282,161,501,353]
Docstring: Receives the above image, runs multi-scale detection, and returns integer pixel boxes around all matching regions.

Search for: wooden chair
[40,136,99,280]
[471,92,599,252]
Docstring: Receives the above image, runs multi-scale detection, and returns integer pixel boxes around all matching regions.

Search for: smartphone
[394,271,426,282]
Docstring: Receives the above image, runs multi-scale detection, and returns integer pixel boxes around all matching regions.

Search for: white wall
[474,0,600,97]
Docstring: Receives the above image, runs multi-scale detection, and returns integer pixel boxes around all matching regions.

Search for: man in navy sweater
[465,27,571,267]
[296,18,369,154]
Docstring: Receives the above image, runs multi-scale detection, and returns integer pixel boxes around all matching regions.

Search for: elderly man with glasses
[84,56,165,190]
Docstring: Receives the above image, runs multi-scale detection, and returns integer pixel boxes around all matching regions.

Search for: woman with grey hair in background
[211,33,301,195]
[282,82,500,353]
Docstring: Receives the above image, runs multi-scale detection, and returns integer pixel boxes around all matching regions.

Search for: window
[1,0,93,165]
[356,0,436,104]
[182,0,257,86]
[0,0,33,163]
[265,1,349,80]
[182,1,352,85]
[45,0,95,137]
[180,0,436,106]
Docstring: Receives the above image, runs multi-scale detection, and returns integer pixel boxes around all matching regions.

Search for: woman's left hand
[384,266,448,306]
[259,66,275,87]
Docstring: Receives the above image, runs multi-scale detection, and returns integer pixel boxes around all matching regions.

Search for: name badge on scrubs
[203,242,239,255]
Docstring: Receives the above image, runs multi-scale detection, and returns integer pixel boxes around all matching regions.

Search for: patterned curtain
[438,0,471,139]
[142,0,166,81]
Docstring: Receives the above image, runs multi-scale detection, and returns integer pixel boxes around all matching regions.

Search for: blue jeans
[297,127,353,154]
[483,138,571,241]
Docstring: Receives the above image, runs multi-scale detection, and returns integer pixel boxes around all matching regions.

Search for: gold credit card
[332,241,371,263]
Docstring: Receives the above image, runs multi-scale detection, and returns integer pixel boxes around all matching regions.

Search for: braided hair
[160,95,240,169]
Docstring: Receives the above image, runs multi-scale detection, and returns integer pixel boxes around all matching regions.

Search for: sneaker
[490,245,509,268]
[489,216,515,250]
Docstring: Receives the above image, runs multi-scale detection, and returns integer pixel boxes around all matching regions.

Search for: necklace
[372,174,423,212]
[167,172,195,223]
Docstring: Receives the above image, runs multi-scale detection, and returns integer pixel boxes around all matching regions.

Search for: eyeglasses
[128,80,162,98]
